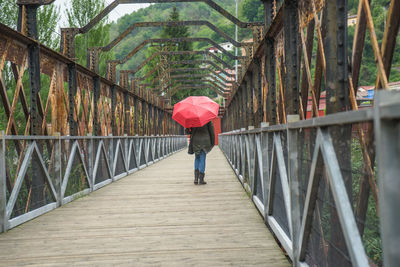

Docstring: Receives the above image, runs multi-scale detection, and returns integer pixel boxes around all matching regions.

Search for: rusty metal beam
[375,0,400,89]
[101,21,251,52]
[170,74,232,84]
[168,60,236,78]
[61,0,261,58]
[80,0,261,35]
[115,37,243,65]
[141,69,232,90]
[162,78,227,93]
[146,77,227,93]
[283,0,299,115]
[167,83,223,96]
[105,38,242,80]
[118,50,234,76]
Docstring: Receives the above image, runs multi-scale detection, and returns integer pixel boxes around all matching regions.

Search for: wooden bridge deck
[0,147,289,266]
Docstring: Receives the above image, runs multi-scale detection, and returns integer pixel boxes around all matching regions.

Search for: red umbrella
[172,96,219,128]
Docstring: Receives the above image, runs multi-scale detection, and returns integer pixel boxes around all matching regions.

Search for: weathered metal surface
[80,0,261,35]
[167,60,235,77]
[374,91,400,267]
[117,51,234,76]
[0,23,178,139]
[219,99,400,266]
[115,37,243,65]
[102,21,251,52]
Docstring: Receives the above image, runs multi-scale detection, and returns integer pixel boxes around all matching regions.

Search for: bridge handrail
[219,90,400,267]
[0,134,187,232]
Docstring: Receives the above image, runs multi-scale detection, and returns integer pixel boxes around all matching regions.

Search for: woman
[186,121,215,185]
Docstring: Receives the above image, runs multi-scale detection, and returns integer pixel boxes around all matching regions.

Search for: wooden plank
[0,148,289,266]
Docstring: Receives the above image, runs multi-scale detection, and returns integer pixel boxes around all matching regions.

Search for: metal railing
[0,134,187,232]
[219,90,400,267]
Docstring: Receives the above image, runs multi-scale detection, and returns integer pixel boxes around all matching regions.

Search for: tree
[141,7,216,104]
[37,4,60,50]
[0,1,60,132]
[240,0,263,23]
[66,0,113,76]
[0,0,60,49]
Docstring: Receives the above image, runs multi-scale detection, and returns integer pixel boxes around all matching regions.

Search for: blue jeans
[194,150,206,173]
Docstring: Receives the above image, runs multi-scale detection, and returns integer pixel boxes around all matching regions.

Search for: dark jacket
[186,121,215,154]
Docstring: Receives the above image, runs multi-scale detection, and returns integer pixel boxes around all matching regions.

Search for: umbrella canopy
[172,96,219,128]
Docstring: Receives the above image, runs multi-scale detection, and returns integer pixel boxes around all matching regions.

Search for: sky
[54,0,150,27]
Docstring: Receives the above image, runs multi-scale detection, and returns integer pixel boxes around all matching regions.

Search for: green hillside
[109,0,263,75]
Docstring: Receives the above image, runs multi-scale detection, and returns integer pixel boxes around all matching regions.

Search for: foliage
[240,0,263,22]
[0,0,60,49]
[0,1,60,132]
[347,0,400,86]
[139,7,216,103]
[0,0,18,28]
[350,137,382,266]
[37,4,60,50]
[66,0,113,76]
[110,0,254,82]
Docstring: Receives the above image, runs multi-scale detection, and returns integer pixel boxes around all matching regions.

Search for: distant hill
[109,0,260,75]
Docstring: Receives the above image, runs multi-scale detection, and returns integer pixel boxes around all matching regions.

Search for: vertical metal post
[141,100,145,135]
[26,5,41,135]
[53,132,62,207]
[248,71,255,127]
[260,123,270,222]
[133,97,138,135]
[68,63,78,136]
[374,91,400,267]
[238,88,243,128]
[148,102,152,135]
[261,0,276,123]
[87,48,100,73]
[60,28,79,59]
[283,0,299,115]
[111,85,117,136]
[287,115,300,266]
[93,76,100,136]
[87,133,94,191]
[0,131,6,232]
[325,2,351,265]
[109,134,114,180]
[106,61,117,83]
[235,97,241,130]
[254,58,263,126]
[124,134,128,166]
[325,0,349,114]
[235,0,238,82]
[157,108,161,135]
[124,92,129,135]
[25,4,44,210]
[243,85,248,128]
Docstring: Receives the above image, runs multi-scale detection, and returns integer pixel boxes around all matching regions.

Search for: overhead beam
[101,21,251,52]
[80,0,261,34]
[114,50,234,76]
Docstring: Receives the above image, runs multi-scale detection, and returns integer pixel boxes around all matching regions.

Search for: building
[206,42,234,54]
[306,91,326,118]
[356,81,400,107]
[219,42,234,51]
[348,15,357,26]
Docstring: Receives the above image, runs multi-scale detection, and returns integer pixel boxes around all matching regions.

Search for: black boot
[199,172,206,185]
[194,169,200,185]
